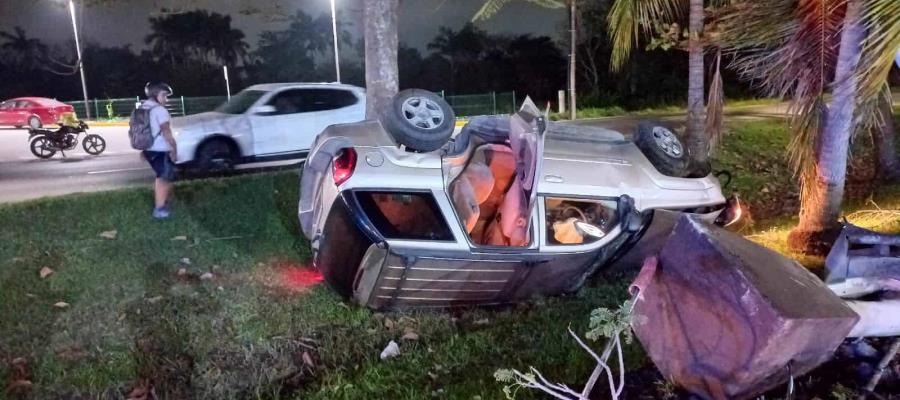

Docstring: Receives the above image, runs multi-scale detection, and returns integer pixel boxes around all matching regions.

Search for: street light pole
[330,0,341,83]
[68,0,91,119]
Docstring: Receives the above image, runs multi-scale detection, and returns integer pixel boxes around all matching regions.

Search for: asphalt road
[0,105,789,204]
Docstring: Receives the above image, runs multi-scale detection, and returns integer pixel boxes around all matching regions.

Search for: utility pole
[68,0,90,119]
[223,66,231,100]
[568,0,577,120]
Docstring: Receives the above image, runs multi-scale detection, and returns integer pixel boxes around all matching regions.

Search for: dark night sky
[0,0,566,55]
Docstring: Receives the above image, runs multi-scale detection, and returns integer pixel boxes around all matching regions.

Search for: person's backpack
[128,106,157,150]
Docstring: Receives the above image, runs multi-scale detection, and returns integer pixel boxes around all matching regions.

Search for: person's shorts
[143,151,177,182]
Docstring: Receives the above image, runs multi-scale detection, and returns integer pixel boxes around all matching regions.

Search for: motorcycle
[28,113,106,159]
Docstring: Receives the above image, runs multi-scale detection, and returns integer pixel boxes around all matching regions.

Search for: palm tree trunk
[876,95,900,181]
[788,0,865,253]
[364,0,399,119]
[685,0,707,166]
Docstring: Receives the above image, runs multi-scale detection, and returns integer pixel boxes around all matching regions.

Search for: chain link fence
[64,91,517,120]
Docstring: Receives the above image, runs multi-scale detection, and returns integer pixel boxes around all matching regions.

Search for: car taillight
[332,148,357,186]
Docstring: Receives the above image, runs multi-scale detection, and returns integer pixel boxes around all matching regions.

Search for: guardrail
[64,91,517,120]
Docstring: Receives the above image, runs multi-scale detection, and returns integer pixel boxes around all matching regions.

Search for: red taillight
[332,148,357,186]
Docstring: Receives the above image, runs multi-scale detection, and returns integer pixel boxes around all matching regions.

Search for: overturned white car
[298,89,738,309]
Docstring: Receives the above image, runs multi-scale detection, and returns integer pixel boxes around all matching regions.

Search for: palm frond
[607,0,683,71]
[721,0,848,183]
[855,0,900,100]
[706,50,725,151]
[473,0,564,22]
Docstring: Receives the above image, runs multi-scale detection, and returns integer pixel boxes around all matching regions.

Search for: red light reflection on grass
[277,264,323,291]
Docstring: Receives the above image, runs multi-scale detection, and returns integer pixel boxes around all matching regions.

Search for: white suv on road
[172,83,366,172]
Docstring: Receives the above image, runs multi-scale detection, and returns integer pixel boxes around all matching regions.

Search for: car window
[215,90,266,114]
[356,191,454,241]
[267,88,358,115]
[266,89,305,115]
[18,101,34,108]
[545,197,619,245]
[0,101,10,110]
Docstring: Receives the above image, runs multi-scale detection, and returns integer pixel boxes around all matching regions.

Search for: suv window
[267,88,358,115]
[545,197,619,245]
[356,191,453,241]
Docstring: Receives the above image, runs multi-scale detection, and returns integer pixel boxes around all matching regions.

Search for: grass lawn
[2,116,900,399]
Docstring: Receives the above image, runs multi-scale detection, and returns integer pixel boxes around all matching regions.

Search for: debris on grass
[199,272,214,281]
[38,266,53,279]
[380,340,400,360]
[176,268,187,276]
[125,378,154,400]
[170,235,188,241]
[179,257,191,266]
[401,330,420,341]
[4,357,32,395]
[99,230,118,240]
[53,301,70,309]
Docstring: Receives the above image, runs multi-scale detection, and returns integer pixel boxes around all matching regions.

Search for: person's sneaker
[152,207,171,219]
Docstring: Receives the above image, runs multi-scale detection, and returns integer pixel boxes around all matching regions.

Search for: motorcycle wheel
[82,134,106,155]
[30,136,56,159]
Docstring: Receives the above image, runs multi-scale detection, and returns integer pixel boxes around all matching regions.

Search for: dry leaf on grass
[401,331,420,341]
[99,230,118,240]
[302,351,315,368]
[39,267,53,279]
[53,301,70,309]
[5,357,32,395]
[125,378,153,400]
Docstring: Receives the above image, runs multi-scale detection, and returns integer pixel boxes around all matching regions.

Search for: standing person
[137,81,177,219]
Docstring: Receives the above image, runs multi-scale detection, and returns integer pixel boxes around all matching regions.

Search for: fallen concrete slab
[630,215,859,400]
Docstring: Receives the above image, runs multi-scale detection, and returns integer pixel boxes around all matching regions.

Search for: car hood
[172,112,245,134]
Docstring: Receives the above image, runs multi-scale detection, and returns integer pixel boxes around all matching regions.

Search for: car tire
[633,121,690,177]
[382,89,455,152]
[316,200,373,298]
[28,116,41,130]
[196,138,236,174]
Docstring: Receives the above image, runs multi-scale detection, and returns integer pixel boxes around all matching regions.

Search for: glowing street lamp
[330,0,341,83]
[67,0,91,119]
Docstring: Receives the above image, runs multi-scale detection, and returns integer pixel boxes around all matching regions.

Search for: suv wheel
[196,139,236,174]
[634,121,690,177]
[382,89,455,152]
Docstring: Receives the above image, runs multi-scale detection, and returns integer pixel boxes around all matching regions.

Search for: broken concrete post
[630,215,859,400]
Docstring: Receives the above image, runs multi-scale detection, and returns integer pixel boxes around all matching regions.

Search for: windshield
[215,90,266,114]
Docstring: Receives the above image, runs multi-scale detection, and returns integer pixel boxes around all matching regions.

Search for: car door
[0,101,13,125]
[353,101,557,309]
[249,88,364,157]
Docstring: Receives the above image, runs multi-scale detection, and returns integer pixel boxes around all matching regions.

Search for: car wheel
[316,200,374,298]
[30,136,56,159]
[382,89,455,152]
[196,139,236,174]
[28,116,41,130]
[633,121,690,177]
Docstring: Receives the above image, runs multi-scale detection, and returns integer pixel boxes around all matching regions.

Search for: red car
[0,97,75,129]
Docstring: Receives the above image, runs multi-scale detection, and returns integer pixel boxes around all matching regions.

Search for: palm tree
[721,0,900,252]
[145,10,248,67]
[607,0,714,168]
[0,26,48,70]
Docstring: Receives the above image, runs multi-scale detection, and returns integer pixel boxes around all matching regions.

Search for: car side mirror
[251,105,277,115]
[618,195,644,233]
